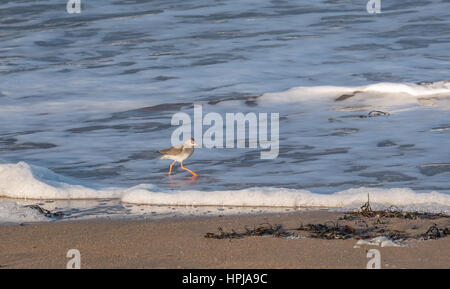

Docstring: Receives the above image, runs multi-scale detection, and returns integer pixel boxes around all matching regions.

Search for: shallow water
[1,0,450,221]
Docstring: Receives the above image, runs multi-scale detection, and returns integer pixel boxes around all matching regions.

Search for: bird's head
[184,138,200,148]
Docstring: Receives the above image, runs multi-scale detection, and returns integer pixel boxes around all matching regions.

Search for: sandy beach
[0,210,448,269]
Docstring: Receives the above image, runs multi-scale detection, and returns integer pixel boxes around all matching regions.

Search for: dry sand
[0,210,449,269]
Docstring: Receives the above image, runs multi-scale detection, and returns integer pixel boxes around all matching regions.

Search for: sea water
[1,0,450,222]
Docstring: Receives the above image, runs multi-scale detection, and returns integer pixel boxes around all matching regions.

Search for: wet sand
[0,210,449,269]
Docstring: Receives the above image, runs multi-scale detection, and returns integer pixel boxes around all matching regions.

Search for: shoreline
[1,210,448,269]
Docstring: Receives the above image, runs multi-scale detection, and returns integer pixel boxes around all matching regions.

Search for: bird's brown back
[157,146,183,155]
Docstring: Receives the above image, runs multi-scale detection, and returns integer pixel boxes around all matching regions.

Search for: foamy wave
[121,185,450,213]
[259,81,450,110]
[0,162,120,199]
[0,162,449,213]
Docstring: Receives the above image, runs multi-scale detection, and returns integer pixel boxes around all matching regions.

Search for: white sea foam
[1,162,449,214]
[356,236,406,248]
[121,185,450,213]
[259,81,450,110]
[0,162,120,200]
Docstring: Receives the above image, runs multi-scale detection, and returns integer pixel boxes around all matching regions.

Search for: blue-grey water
[1,0,450,221]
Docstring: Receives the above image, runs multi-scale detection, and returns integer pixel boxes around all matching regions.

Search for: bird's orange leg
[168,160,176,176]
[180,162,198,177]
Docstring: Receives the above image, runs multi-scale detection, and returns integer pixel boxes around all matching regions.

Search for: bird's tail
[157,151,168,160]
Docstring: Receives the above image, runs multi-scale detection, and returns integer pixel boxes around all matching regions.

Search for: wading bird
[158,138,199,176]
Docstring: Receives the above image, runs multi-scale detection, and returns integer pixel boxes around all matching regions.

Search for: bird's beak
[193,141,200,147]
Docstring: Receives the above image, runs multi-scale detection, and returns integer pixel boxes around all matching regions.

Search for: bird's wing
[158,144,183,155]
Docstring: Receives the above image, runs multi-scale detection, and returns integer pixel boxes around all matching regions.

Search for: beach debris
[383,229,409,241]
[422,224,449,240]
[204,219,414,241]
[204,223,299,240]
[205,220,448,242]
[360,194,374,217]
[368,110,389,117]
[358,110,390,118]
[423,225,440,240]
[204,196,449,243]
[204,227,242,239]
[25,205,64,219]
[296,222,358,240]
[341,194,449,220]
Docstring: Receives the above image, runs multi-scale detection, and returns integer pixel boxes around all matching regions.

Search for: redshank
[158,138,199,176]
